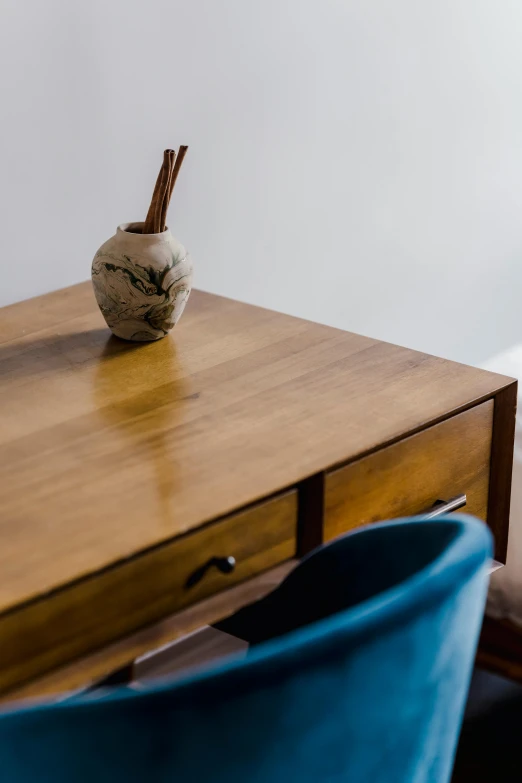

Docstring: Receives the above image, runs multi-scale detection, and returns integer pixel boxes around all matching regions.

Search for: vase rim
[117,222,170,238]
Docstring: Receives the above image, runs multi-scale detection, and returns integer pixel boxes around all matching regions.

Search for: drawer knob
[422,494,467,519]
[185,555,236,588]
[214,555,236,574]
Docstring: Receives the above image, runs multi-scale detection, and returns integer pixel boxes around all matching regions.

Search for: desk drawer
[324,401,493,541]
[0,491,297,694]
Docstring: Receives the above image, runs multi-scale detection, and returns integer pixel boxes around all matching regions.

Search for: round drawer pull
[214,555,236,574]
[185,555,236,588]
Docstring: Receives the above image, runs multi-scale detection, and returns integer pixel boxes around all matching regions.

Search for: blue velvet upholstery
[0,515,491,782]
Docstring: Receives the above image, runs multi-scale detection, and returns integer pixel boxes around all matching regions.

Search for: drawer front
[0,491,297,694]
[324,401,493,542]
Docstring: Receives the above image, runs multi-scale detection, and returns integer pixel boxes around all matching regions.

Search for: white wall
[2,0,522,365]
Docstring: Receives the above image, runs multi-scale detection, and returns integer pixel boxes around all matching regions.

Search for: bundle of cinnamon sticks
[143,146,188,234]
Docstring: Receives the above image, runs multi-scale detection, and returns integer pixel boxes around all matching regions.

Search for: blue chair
[0,515,491,783]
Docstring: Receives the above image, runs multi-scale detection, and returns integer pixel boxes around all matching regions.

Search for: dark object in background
[452,667,522,782]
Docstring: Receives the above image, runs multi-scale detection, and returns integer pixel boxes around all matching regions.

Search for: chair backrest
[0,514,492,783]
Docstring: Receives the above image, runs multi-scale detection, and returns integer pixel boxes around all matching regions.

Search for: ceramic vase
[91,222,192,341]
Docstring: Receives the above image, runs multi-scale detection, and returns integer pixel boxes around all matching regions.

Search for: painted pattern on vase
[91,222,192,342]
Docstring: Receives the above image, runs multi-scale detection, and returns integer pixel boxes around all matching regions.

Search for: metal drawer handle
[185,556,236,589]
[422,494,467,519]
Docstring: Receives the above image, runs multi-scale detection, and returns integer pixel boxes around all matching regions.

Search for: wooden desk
[0,283,516,700]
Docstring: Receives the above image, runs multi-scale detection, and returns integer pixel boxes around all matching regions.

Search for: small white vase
[91,222,193,341]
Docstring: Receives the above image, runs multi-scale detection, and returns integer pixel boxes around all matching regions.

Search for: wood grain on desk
[0,492,296,692]
[325,401,493,541]
[0,283,512,612]
[0,282,516,694]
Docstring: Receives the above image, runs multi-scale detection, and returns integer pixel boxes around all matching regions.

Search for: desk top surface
[0,283,512,612]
